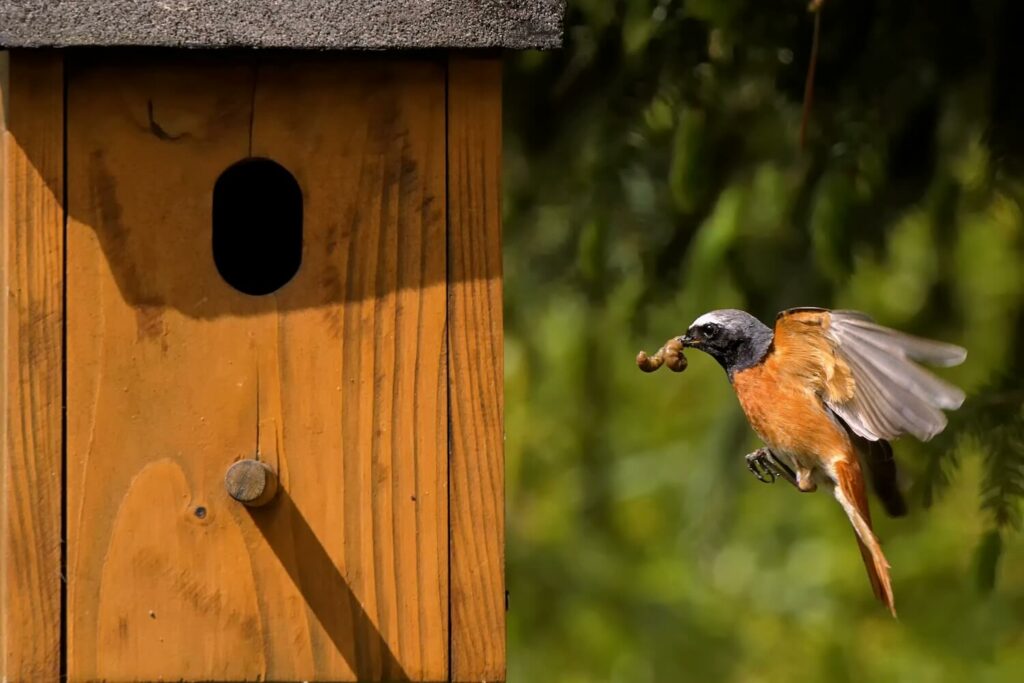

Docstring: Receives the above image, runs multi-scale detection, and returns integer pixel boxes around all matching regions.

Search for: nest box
[0,2,562,681]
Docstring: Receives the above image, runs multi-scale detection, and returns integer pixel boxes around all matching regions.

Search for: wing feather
[858,437,907,517]
[831,312,968,367]
[774,308,966,443]
[832,320,965,408]
[835,343,950,441]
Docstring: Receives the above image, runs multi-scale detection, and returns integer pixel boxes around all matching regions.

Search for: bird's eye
[702,323,718,337]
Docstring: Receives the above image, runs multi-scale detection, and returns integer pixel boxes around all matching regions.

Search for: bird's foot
[746,448,778,483]
[745,448,798,487]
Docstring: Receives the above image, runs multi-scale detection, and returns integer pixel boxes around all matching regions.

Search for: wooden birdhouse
[0,2,562,681]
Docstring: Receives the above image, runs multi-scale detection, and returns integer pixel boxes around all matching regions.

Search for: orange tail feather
[833,459,896,617]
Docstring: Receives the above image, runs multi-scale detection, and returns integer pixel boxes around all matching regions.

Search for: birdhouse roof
[0,0,564,50]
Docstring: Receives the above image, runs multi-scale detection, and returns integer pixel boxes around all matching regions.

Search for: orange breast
[732,354,852,463]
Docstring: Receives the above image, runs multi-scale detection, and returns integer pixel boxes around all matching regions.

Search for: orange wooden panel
[447,54,506,683]
[0,50,65,683]
[65,55,448,682]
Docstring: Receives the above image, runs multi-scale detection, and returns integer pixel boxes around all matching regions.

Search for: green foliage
[979,415,1024,531]
[504,1,1024,681]
[974,529,1003,595]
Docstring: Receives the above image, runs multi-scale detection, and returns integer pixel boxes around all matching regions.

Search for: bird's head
[679,309,774,376]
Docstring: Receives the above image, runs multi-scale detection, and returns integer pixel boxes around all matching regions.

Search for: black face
[679,310,774,375]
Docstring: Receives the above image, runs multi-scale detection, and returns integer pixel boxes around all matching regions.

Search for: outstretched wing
[774,308,967,442]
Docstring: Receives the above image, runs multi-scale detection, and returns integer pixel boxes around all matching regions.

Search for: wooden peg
[224,459,279,507]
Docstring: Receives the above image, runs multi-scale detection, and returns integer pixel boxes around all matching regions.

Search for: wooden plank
[0,50,65,683]
[447,54,506,683]
[251,58,449,682]
[65,57,261,682]
[65,55,448,681]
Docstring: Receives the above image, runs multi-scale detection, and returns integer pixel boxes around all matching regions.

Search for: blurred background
[502,1,1024,681]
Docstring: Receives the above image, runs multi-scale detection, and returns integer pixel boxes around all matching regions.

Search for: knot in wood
[224,459,279,507]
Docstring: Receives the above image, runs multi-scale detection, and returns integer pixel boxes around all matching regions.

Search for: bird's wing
[774,308,967,442]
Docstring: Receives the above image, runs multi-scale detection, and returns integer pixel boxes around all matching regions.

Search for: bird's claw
[746,448,778,484]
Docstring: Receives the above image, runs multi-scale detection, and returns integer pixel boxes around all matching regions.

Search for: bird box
[0,3,562,681]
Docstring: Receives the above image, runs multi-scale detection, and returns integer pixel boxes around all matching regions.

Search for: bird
[677,307,967,616]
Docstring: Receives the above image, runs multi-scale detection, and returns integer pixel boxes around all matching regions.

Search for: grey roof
[0,1,564,50]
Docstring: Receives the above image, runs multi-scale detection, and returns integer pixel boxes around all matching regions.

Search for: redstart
[678,307,966,616]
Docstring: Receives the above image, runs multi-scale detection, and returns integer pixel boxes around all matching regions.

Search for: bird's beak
[678,334,698,348]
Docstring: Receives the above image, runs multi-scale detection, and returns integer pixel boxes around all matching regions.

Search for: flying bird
[677,307,966,616]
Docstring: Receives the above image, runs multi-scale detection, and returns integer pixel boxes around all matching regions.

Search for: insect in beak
[636,337,688,373]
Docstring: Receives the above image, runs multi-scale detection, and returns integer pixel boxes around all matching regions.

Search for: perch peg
[225,459,279,507]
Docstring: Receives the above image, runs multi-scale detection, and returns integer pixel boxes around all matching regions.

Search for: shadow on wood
[249,487,410,681]
[61,51,448,320]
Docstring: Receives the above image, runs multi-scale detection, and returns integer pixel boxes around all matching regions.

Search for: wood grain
[446,54,506,683]
[0,50,65,683]
[65,54,447,681]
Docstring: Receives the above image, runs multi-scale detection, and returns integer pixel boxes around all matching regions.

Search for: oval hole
[213,158,302,295]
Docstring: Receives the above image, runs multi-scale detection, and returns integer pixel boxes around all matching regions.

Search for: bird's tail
[832,458,896,617]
